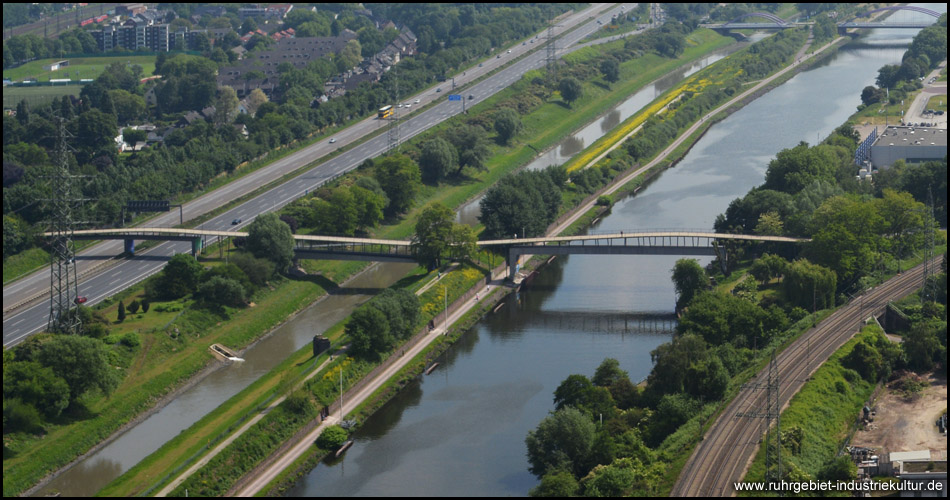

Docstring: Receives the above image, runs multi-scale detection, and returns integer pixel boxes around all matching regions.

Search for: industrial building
[870,126,947,168]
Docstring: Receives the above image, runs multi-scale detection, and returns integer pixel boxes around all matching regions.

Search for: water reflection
[600,109,621,133]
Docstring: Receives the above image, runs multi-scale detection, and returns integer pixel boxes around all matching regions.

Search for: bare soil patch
[852,373,948,456]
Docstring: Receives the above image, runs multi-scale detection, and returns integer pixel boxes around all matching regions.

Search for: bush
[120,332,140,348]
[2,399,46,434]
[596,195,612,206]
[316,424,348,450]
[128,299,140,314]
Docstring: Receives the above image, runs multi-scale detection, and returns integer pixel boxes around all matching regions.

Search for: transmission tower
[545,23,562,75]
[736,350,782,486]
[45,118,85,334]
[387,62,400,153]
[920,187,937,305]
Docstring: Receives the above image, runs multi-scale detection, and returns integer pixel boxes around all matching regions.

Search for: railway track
[672,259,932,496]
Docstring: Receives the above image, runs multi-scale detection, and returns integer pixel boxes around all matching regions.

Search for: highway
[2,4,635,346]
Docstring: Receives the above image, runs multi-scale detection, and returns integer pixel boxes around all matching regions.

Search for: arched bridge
[838,6,942,31]
[51,228,809,279]
[703,12,794,31]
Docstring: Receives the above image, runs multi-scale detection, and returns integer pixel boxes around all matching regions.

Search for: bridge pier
[124,238,135,255]
[191,237,203,257]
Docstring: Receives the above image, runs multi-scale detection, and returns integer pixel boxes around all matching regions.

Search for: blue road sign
[448,94,462,101]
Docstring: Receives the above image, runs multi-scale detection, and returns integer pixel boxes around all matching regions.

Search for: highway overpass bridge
[54,228,809,279]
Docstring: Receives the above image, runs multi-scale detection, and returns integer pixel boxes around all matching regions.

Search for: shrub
[120,332,140,348]
[128,299,140,314]
[316,424,348,450]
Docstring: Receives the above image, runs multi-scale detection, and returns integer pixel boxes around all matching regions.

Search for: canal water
[286,14,941,498]
[34,32,758,498]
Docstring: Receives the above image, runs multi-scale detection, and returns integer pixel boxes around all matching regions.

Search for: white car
[414,98,420,104]
[329,138,336,144]
[404,103,411,108]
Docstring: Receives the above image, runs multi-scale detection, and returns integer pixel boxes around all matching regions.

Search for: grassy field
[2,55,156,83]
[2,247,50,284]
[2,84,84,109]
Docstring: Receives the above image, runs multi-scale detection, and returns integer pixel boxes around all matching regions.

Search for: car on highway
[414,98,420,103]
[74,296,88,304]
[232,218,241,225]
[329,138,337,143]
[397,103,404,108]
[479,63,483,67]
[507,49,511,53]
[436,88,441,92]
[469,94,474,100]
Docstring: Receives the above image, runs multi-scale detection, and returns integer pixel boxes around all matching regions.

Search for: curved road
[3,4,636,346]
[672,259,935,496]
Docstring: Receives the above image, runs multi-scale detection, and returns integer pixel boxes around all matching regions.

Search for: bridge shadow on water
[289,272,388,296]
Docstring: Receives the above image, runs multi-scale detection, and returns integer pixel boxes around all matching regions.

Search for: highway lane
[3,4,636,346]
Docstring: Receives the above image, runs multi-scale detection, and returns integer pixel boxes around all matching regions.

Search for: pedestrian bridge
[51,228,808,278]
[702,6,940,32]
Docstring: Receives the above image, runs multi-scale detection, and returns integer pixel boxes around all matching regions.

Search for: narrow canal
[286,13,941,497]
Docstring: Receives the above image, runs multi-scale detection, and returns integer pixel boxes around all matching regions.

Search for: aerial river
[35,8,943,495]
[285,11,943,498]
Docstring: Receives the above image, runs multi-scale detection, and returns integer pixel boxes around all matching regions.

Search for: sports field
[3,55,155,83]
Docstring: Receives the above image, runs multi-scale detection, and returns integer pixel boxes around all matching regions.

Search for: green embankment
[740,326,885,491]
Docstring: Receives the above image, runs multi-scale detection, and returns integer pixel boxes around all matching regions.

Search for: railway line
[673,259,933,496]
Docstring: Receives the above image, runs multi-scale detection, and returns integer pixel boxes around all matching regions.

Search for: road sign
[448,94,462,101]
[126,200,170,212]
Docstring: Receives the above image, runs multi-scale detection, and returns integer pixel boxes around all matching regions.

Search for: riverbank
[233,25,856,498]
[87,28,752,500]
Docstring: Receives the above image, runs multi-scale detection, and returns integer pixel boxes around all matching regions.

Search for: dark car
[232,218,242,225]
[468,94,474,100]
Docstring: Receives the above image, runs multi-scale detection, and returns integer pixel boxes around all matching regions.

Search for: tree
[3,361,70,419]
[754,211,784,236]
[38,335,119,402]
[316,424,348,449]
[592,358,628,388]
[117,300,126,322]
[671,258,708,312]
[375,154,421,216]
[197,276,246,309]
[246,88,269,116]
[559,77,583,106]
[600,57,620,86]
[413,203,454,269]
[493,107,523,145]
[151,253,203,300]
[876,189,926,267]
[530,469,579,497]
[419,137,458,183]
[525,406,596,478]
[214,86,239,126]
[783,259,837,312]
[246,212,295,273]
[678,291,770,349]
[345,305,391,359]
